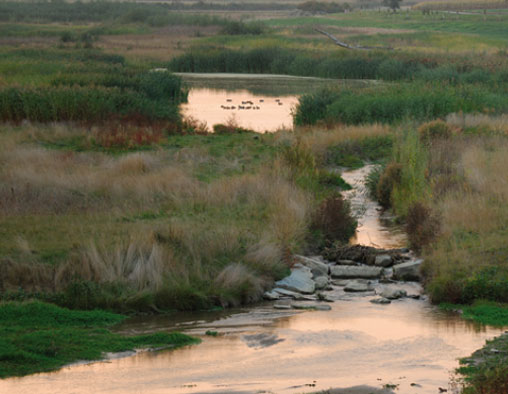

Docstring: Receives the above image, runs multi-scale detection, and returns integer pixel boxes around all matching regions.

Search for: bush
[405,201,440,252]
[377,59,409,81]
[293,88,338,126]
[418,119,453,143]
[297,1,346,14]
[310,193,357,248]
[220,20,264,35]
[376,162,402,208]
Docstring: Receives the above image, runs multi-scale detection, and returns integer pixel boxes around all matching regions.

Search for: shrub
[293,88,338,126]
[405,201,440,252]
[376,162,402,208]
[418,119,453,143]
[310,193,357,248]
[297,1,346,13]
[377,59,409,81]
[220,20,265,35]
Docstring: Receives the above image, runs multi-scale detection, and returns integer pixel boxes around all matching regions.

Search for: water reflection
[180,88,298,133]
[2,297,504,394]
[176,72,354,96]
[342,165,407,249]
[177,73,369,133]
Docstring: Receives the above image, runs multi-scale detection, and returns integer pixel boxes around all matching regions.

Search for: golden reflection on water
[2,298,504,394]
[342,165,407,249]
[180,88,298,133]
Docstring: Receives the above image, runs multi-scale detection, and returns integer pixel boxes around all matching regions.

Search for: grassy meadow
[0,0,507,386]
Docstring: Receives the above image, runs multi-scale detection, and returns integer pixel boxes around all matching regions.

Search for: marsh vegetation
[0,0,507,390]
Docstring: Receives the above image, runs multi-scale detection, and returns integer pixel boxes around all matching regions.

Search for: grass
[266,11,508,41]
[441,302,508,327]
[1,1,507,382]
[0,301,199,378]
[0,122,359,311]
[293,83,507,126]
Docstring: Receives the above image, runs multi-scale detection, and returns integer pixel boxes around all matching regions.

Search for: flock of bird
[220,98,283,110]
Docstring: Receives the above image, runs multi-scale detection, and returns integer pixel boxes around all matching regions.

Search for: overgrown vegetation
[0,123,359,314]
[1,0,508,383]
[293,84,506,126]
[170,46,508,83]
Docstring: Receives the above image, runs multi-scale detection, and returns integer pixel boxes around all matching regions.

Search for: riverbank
[0,301,198,378]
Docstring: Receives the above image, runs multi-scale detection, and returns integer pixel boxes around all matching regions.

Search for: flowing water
[1,78,505,394]
[341,165,406,249]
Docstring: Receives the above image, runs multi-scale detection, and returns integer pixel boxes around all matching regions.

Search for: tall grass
[169,46,508,82]
[391,128,431,217]
[0,126,318,310]
[0,123,362,311]
[0,71,186,124]
[293,83,507,126]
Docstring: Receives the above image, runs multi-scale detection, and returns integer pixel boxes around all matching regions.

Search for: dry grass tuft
[214,263,267,307]
[446,113,508,134]
[55,239,170,292]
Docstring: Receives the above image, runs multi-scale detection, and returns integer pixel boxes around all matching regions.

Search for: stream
[1,166,505,394]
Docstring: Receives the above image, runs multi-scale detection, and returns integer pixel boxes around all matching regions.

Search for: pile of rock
[263,246,424,309]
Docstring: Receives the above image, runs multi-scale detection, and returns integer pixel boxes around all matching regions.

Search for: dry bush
[181,116,209,134]
[310,193,356,247]
[406,202,441,252]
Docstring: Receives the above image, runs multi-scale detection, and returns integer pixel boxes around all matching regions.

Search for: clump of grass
[391,128,430,217]
[418,119,453,144]
[0,124,318,311]
[213,263,267,307]
[446,113,508,135]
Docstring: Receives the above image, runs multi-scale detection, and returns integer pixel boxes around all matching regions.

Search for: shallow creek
[2,166,505,394]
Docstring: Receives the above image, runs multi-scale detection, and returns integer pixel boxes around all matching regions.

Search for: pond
[177,73,368,133]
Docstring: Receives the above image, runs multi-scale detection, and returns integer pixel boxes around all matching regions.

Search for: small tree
[383,0,402,12]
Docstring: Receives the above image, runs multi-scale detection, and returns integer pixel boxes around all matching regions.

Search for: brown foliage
[311,193,356,246]
[406,201,441,252]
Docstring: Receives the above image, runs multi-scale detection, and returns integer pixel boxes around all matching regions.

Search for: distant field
[413,0,508,11]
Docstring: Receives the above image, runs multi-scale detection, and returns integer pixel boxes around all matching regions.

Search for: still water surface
[177,73,368,133]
